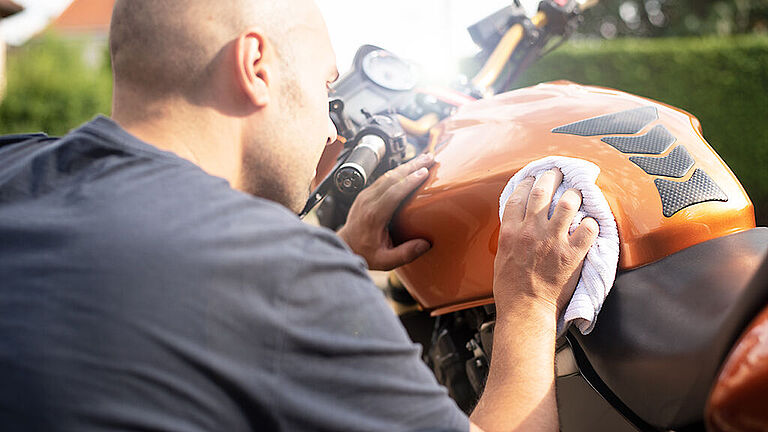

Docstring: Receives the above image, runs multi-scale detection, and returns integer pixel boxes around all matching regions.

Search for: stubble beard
[239,70,313,214]
[239,151,309,214]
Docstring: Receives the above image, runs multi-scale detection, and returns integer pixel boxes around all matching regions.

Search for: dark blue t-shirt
[0,117,468,432]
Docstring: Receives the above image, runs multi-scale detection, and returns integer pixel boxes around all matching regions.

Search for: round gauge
[361,50,417,91]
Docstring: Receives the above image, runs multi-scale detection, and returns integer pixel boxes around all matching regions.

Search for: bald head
[108,0,339,213]
[109,0,294,99]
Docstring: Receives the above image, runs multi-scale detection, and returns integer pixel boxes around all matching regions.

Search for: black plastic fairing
[570,227,768,430]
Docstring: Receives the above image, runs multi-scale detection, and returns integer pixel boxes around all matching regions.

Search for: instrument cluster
[329,45,418,129]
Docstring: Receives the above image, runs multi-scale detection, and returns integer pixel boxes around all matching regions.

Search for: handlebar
[302,0,601,221]
[470,11,547,93]
[335,134,387,195]
[470,0,599,94]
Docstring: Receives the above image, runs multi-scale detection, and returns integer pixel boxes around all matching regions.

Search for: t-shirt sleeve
[267,226,469,432]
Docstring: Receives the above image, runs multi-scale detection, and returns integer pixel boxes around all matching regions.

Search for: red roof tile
[51,0,115,34]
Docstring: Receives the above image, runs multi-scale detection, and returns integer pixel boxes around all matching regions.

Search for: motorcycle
[301,1,768,430]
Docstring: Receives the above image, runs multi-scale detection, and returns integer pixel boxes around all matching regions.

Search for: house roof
[0,0,23,19]
[51,0,115,34]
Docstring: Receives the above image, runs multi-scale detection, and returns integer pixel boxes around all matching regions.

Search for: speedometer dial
[361,50,417,91]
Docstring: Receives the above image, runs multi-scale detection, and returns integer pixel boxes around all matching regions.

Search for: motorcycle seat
[570,227,768,430]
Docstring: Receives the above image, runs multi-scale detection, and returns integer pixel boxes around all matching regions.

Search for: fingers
[365,153,435,198]
[550,189,582,234]
[374,239,431,271]
[502,177,535,224]
[340,154,436,271]
[369,154,435,223]
[375,168,429,222]
[570,217,599,252]
[525,169,563,221]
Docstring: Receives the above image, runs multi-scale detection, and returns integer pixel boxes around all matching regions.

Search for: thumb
[372,239,431,271]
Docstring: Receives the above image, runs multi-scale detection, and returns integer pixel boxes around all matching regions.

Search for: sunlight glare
[317,0,541,86]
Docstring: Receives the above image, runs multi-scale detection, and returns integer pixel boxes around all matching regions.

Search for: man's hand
[470,168,599,432]
[494,168,598,317]
[337,153,436,271]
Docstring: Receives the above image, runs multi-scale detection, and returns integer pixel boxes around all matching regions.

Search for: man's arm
[469,299,559,432]
[470,170,598,432]
[339,159,597,431]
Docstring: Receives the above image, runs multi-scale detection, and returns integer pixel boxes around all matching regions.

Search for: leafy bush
[515,35,768,224]
[0,34,112,136]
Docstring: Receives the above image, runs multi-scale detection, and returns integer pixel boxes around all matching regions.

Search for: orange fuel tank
[391,81,755,315]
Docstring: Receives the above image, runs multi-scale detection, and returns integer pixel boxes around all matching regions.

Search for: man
[0,0,598,431]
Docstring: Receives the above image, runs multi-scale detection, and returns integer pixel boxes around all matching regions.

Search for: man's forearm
[470,169,596,432]
[469,298,559,432]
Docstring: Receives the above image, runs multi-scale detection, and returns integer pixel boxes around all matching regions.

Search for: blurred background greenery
[0,0,765,223]
[0,34,111,136]
[577,0,768,38]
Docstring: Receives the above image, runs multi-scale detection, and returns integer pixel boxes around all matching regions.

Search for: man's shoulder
[0,122,356,272]
[79,147,350,268]
[0,132,52,147]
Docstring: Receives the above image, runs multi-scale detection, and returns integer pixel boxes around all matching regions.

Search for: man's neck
[113,102,243,187]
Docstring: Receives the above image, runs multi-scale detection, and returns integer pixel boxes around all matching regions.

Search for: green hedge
[515,35,768,225]
[0,34,112,136]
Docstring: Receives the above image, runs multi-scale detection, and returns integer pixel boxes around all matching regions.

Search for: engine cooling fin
[603,125,676,155]
[552,106,658,137]
[630,145,695,178]
[655,169,728,217]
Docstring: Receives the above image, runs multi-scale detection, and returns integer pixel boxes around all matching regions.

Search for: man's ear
[236,29,270,108]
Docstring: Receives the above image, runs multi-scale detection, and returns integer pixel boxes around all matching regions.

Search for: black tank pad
[630,145,694,178]
[654,168,728,217]
[603,124,676,155]
[552,106,658,137]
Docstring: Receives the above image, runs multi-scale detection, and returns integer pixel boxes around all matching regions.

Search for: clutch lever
[299,158,343,218]
[299,99,355,218]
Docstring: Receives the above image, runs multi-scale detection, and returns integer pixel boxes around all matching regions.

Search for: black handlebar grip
[335,134,387,195]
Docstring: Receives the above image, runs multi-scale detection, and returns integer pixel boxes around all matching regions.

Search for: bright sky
[1,0,541,82]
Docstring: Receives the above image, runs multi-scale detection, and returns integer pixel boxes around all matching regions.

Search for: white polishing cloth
[498,156,619,336]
